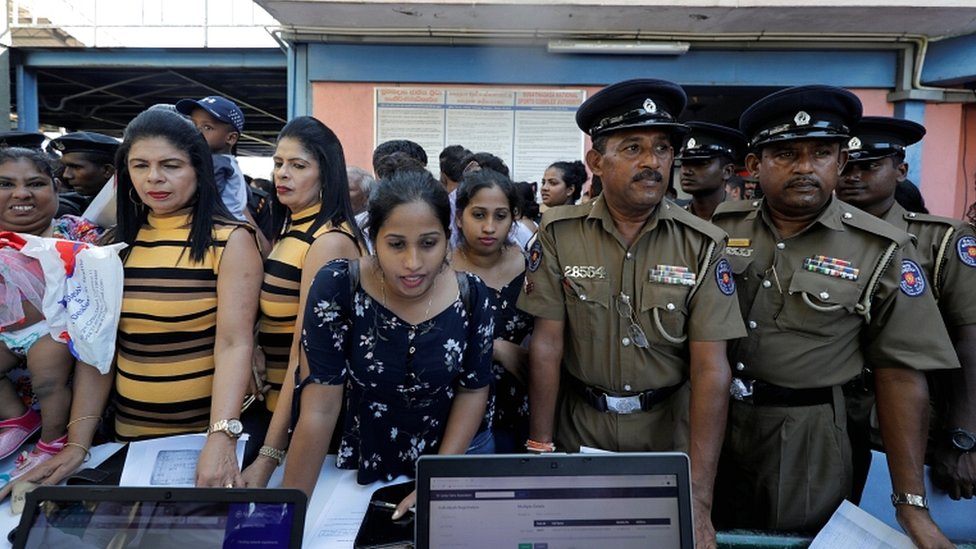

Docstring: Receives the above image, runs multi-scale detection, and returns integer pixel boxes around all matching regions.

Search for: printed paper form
[809,500,913,549]
[119,433,247,486]
[300,456,408,548]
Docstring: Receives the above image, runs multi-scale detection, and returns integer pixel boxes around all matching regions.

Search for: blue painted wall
[921,33,976,87]
[305,43,897,88]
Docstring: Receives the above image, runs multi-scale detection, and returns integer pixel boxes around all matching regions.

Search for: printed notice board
[375,87,586,183]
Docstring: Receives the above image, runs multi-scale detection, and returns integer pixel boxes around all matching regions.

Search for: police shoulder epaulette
[839,205,911,247]
[538,201,593,227]
[711,199,761,219]
[902,211,966,230]
[665,201,728,244]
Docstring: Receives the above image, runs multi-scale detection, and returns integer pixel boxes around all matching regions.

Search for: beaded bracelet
[525,439,556,453]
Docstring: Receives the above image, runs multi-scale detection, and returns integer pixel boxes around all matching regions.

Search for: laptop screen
[417,453,693,549]
[14,487,305,549]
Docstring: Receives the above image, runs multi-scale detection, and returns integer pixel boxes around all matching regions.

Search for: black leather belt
[570,376,684,414]
[730,377,833,407]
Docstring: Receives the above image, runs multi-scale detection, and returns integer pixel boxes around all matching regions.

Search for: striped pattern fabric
[257,205,355,411]
[114,212,242,440]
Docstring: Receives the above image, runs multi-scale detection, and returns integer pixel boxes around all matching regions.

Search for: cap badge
[686,138,697,149]
[794,111,811,126]
[202,97,217,104]
[643,98,657,114]
[848,136,862,150]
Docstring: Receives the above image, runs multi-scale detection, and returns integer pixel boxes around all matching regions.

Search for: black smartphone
[353,481,415,549]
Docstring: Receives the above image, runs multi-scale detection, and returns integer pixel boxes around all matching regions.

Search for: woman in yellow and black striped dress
[243,117,365,487]
[9,108,263,490]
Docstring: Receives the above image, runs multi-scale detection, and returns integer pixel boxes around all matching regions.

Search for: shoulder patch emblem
[715,258,736,296]
[899,259,926,297]
[957,235,976,268]
[528,239,543,272]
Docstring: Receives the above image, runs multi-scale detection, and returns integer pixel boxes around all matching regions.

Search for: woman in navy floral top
[284,170,494,510]
[451,169,533,452]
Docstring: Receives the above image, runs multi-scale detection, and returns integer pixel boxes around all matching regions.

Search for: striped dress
[114,212,247,440]
[257,204,356,411]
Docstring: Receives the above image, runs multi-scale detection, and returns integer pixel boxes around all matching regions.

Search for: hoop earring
[128,187,144,206]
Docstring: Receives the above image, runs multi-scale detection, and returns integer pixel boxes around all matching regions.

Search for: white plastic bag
[2,232,126,373]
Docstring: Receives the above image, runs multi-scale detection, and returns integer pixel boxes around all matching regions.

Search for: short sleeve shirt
[880,203,976,328]
[517,196,745,391]
[711,198,960,389]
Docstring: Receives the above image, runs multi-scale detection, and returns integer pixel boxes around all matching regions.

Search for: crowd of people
[0,78,973,549]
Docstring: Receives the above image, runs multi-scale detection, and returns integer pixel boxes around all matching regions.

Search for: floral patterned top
[300,258,495,484]
[490,266,534,433]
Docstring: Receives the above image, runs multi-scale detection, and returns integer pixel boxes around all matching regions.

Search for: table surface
[0,443,972,549]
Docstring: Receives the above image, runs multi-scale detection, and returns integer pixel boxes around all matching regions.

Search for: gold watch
[207,418,244,439]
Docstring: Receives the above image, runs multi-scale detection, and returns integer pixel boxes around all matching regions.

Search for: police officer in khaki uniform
[518,79,746,548]
[676,122,747,220]
[712,86,960,547]
[837,116,976,501]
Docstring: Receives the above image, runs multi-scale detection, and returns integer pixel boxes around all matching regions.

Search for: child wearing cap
[175,96,250,223]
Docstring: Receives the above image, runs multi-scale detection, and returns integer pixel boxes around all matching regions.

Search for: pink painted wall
[312,82,972,220]
[918,103,967,218]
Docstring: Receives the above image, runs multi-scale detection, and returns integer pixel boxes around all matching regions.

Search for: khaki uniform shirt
[518,196,746,450]
[712,198,959,389]
[880,203,976,328]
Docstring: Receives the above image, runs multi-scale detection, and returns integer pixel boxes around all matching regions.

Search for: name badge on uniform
[726,238,753,257]
[563,265,607,279]
[649,264,696,286]
[802,255,859,281]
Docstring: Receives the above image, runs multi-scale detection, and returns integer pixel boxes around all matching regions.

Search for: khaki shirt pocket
[564,277,611,342]
[775,269,863,338]
[640,283,691,345]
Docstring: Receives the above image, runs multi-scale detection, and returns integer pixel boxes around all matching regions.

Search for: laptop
[415,452,694,549]
[12,486,306,549]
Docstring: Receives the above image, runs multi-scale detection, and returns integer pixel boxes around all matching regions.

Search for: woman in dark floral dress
[284,170,494,515]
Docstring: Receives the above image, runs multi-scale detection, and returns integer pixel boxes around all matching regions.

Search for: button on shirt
[518,196,746,393]
[712,198,959,389]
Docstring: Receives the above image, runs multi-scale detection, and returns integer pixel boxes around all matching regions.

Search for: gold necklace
[380,270,437,323]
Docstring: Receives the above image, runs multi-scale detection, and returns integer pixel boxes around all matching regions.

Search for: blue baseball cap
[175,96,245,133]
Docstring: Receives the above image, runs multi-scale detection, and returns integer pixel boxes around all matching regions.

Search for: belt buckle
[730,378,754,401]
[604,394,641,414]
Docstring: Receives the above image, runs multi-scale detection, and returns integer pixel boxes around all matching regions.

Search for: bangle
[525,439,555,453]
[66,415,101,429]
[64,442,91,463]
[258,445,287,466]
[891,493,928,509]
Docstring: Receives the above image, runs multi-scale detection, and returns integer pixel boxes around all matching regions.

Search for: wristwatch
[207,418,244,439]
[949,428,976,452]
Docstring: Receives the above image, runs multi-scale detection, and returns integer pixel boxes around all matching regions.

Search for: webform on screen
[426,474,682,549]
